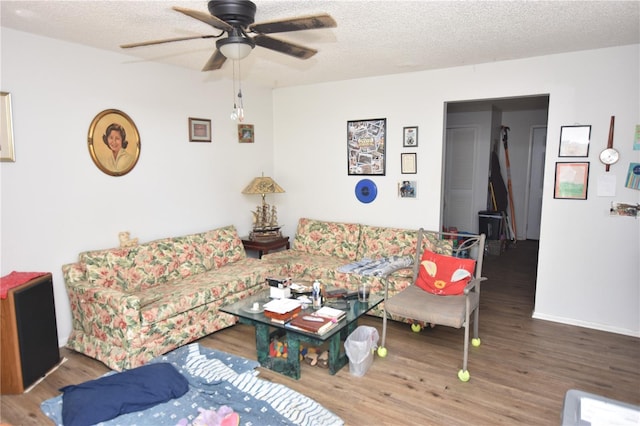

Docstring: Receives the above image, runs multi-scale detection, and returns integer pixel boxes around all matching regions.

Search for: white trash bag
[344,325,379,376]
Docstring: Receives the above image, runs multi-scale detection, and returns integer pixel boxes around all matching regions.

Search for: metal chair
[378,228,486,382]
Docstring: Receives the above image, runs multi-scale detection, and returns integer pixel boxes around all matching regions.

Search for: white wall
[273,45,640,336]
[2,27,638,344]
[0,29,276,345]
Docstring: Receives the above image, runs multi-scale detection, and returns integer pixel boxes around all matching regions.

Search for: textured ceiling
[1,1,639,88]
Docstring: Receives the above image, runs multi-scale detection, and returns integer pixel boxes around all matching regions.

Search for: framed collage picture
[347,118,386,175]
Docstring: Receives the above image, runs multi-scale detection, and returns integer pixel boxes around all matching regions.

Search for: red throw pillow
[415,250,476,295]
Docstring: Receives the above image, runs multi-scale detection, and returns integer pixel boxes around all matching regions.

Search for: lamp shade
[242,176,285,195]
[217,35,255,60]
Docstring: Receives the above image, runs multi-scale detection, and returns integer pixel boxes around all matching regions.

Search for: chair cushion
[385,285,479,328]
[415,250,475,295]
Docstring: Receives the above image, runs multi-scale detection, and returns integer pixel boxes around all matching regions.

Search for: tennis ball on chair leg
[411,323,422,333]
[458,369,470,382]
[377,347,388,358]
[472,338,481,347]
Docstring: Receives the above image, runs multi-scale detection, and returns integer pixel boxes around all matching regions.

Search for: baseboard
[24,357,68,393]
[532,311,640,338]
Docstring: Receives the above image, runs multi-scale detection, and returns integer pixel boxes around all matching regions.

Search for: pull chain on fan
[230,60,245,122]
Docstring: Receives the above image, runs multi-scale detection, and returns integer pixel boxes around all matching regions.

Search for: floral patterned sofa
[62,225,275,371]
[261,218,454,316]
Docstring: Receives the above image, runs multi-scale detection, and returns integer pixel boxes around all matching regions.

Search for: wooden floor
[2,240,639,425]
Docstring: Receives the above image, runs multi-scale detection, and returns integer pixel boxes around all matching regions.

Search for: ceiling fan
[121,0,337,71]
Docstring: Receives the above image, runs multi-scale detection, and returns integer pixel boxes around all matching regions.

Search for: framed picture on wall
[87,109,141,177]
[399,180,417,198]
[347,118,386,175]
[554,162,590,200]
[0,92,15,162]
[238,124,254,143]
[559,125,590,157]
[403,126,418,147]
[401,152,417,174]
[189,117,212,142]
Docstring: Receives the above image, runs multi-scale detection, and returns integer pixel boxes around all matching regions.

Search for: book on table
[263,298,302,323]
[288,314,341,335]
[313,306,346,321]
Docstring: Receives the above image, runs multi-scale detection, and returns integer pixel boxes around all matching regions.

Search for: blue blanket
[41,343,343,426]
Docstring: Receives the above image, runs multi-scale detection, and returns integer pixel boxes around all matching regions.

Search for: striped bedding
[41,343,343,426]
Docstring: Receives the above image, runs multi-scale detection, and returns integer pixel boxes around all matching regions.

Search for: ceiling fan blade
[121,35,216,49]
[202,50,227,71]
[249,14,336,34]
[172,6,233,32]
[253,34,317,60]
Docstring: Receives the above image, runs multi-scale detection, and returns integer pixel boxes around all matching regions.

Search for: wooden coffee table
[220,291,383,380]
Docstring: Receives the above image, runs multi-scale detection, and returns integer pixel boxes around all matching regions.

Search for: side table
[241,236,290,259]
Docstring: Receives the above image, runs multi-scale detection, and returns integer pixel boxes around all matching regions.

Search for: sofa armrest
[66,279,142,341]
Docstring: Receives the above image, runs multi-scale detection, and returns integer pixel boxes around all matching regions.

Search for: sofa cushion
[80,226,245,293]
[202,225,246,268]
[81,239,174,292]
[292,218,361,261]
[358,225,419,260]
[137,258,271,325]
[263,251,350,281]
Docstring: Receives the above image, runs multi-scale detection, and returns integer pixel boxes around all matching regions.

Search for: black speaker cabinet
[1,273,60,394]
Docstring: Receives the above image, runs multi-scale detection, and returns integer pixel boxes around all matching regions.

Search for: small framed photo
[401,152,417,174]
[399,180,417,198]
[189,118,211,142]
[554,162,590,200]
[238,124,254,143]
[403,126,418,147]
[559,125,590,157]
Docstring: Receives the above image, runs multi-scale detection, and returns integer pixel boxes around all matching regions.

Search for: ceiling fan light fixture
[217,34,255,60]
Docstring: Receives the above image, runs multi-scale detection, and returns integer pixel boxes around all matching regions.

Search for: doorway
[442,94,549,300]
[442,95,549,241]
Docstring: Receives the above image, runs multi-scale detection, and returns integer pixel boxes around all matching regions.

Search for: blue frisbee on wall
[355,179,378,203]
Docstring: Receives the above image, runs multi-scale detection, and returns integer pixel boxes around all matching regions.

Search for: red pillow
[415,250,476,295]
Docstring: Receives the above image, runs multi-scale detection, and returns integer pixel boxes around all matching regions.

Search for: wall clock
[599,147,619,167]
[600,116,618,172]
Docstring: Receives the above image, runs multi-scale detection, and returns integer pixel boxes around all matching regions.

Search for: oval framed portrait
[88,109,141,176]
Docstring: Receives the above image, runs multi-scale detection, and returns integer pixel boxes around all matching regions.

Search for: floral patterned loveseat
[261,218,453,316]
[63,225,275,371]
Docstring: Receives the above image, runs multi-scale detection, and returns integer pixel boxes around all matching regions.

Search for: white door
[444,127,478,232]
[526,126,546,239]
